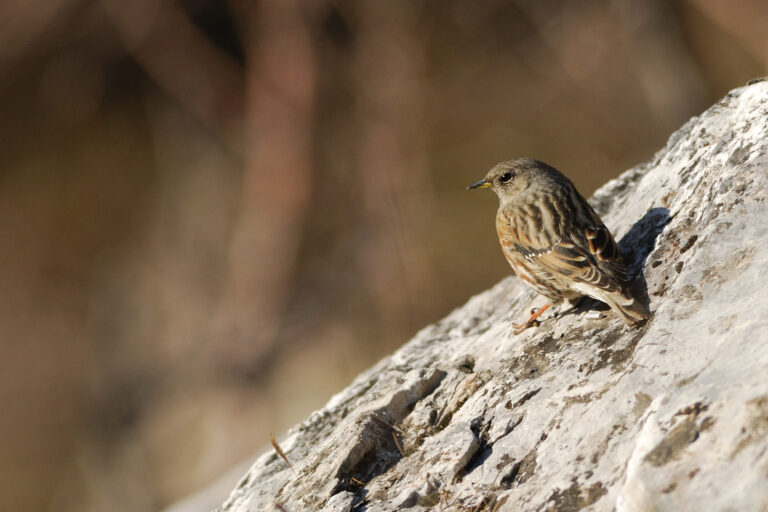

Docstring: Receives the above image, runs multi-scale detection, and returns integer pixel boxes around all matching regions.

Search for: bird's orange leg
[512,304,551,334]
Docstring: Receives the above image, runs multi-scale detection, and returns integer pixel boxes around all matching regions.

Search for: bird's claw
[512,304,550,334]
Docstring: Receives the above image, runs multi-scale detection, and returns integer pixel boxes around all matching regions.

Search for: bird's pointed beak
[467,178,491,190]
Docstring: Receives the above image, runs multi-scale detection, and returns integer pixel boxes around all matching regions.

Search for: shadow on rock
[619,207,671,308]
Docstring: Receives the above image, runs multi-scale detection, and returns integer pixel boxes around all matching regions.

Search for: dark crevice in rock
[512,387,542,408]
[507,335,562,380]
[644,403,716,467]
[331,369,446,501]
[576,324,646,375]
[460,417,493,478]
[499,448,537,488]
[544,479,607,511]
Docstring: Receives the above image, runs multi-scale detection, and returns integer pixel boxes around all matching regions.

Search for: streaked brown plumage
[468,158,649,331]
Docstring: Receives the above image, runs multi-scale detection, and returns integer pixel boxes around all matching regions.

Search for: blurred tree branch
[101,0,245,145]
[0,0,83,74]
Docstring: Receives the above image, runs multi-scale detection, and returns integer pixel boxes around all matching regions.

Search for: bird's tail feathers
[604,291,650,325]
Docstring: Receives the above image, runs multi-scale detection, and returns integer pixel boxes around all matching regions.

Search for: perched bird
[468,158,649,332]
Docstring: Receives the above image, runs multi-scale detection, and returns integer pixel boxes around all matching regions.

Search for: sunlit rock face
[218,81,768,512]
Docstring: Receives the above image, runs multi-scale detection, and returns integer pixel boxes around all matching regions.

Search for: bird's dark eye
[499,172,513,183]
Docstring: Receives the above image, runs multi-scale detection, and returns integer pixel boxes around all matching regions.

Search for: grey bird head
[468,158,557,205]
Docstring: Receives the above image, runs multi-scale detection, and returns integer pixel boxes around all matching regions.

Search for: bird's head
[467,158,543,204]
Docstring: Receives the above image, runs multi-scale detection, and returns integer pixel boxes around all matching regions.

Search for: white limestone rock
[218,80,768,512]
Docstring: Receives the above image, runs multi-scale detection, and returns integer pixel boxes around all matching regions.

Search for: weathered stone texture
[219,81,768,512]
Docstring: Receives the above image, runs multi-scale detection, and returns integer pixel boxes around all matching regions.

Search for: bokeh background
[2,1,766,510]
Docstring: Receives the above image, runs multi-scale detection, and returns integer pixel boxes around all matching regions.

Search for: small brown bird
[468,158,649,332]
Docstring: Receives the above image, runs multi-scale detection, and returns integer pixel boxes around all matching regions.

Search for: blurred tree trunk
[352,0,433,338]
[213,0,317,374]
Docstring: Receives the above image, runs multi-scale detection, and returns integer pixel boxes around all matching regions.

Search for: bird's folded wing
[530,230,625,295]
[584,224,619,262]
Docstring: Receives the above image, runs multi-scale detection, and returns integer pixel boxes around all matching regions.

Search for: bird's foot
[512,303,551,334]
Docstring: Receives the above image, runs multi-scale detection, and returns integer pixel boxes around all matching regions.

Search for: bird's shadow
[619,207,672,278]
[570,207,671,317]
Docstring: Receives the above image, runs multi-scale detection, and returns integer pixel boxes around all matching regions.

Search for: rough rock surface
[218,81,768,512]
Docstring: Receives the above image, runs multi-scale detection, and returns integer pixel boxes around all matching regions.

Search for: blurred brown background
[1,0,766,510]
